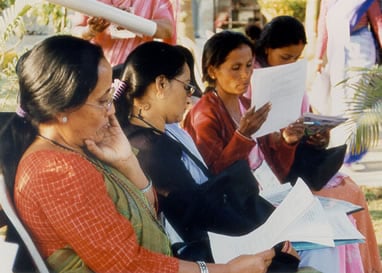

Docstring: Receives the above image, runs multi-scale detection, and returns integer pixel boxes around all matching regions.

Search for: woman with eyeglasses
[0,35,279,273]
[113,41,308,272]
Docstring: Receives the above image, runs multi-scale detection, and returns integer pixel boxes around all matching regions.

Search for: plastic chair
[0,175,49,273]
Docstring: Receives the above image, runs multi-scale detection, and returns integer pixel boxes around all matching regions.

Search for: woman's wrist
[196,261,209,273]
[139,178,152,193]
[83,26,98,40]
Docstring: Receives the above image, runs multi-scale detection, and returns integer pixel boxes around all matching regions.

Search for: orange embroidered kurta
[15,150,178,273]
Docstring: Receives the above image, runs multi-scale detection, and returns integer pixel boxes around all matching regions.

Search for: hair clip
[112,79,127,100]
[16,105,27,118]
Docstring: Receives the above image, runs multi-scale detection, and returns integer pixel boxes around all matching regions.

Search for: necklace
[130,114,165,134]
[37,134,83,155]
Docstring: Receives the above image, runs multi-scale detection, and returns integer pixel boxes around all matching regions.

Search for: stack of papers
[208,180,365,263]
[303,113,348,135]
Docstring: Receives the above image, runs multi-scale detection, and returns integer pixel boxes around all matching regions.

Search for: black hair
[0,35,104,195]
[114,41,186,128]
[174,45,202,97]
[245,22,263,43]
[254,15,307,66]
[201,30,254,90]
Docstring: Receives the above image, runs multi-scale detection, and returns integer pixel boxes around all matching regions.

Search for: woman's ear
[55,112,69,124]
[207,66,216,80]
[155,75,168,98]
[156,75,167,88]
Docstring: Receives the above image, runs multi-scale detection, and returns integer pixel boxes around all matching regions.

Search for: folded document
[208,180,365,263]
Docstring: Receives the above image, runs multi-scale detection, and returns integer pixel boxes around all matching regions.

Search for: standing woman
[0,35,274,273]
[314,0,382,164]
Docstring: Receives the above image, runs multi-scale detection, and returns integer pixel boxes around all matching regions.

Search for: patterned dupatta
[46,158,172,273]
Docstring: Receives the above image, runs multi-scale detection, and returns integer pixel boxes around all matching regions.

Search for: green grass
[361,186,382,257]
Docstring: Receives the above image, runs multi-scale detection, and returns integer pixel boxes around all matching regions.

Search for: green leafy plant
[28,1,68,33]
[341,66,382,155]
[0,0,35,110]
[0,0,67,111]
[257,0,306,22]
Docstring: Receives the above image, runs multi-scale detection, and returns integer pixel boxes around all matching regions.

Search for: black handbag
[163,133,300,272]
[284,142,347,191]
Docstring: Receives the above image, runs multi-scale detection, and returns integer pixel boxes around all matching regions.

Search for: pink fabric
[336,216,364,273]
[71,0,177,66]
[248,90,369,272]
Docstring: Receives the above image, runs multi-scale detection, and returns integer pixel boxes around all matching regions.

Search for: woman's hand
[84,17,110,39]
[85,114,156,205]
[85,114,134,164]
[305,129,330,149]
[279,241,299,260]
[227,249,274,273]
[282,119,305,145]
[238,103,271,138]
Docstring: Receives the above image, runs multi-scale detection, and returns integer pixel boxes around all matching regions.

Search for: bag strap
[130,114,211,177]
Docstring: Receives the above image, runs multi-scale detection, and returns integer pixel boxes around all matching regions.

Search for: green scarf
[47,158,172,273]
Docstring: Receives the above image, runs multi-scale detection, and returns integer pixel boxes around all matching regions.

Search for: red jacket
[183,91,297,180]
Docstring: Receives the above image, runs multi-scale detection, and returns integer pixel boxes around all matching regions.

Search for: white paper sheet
[0,241,19,273]
[208,179,363,263]
[251,60,307,137]
[209,180,333,263]
[48,0,157,36]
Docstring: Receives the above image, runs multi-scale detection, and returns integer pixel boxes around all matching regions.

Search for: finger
[108,114,120,127]
[257,102,271,114]
[84,139,102,158]
[281,241,292,253]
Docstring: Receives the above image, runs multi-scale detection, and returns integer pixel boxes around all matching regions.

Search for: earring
[62,116,68,123]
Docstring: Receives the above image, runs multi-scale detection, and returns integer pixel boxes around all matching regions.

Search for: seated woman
[0,35,276,273]
[249,16,381,273]
[183,17,380,273]
[113,40,348,273]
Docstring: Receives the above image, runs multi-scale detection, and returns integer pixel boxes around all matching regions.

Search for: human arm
[236,103,271,138]
[367,0,382,48]
[179,250,275,273]
[19,151,276,273]
[183,95,256,174]
[71,0,175,42]
[85,114,156,205]
[17,152,179,272]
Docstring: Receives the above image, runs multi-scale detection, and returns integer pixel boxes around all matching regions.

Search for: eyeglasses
[84,87,115,112]
[173,78,197,97]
